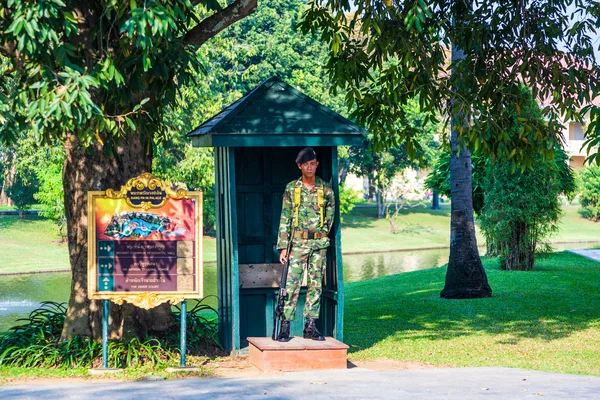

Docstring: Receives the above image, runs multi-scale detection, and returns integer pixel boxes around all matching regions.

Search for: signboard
[87,173,202,309]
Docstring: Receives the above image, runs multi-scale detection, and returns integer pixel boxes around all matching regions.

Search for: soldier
[276,147,335,342]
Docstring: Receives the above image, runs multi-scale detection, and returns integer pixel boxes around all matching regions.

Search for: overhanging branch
[185,0,258,47]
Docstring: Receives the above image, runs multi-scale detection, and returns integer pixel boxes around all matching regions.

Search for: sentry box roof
[187,76,367,148]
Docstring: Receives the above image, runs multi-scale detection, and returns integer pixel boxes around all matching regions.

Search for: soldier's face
[298,159,319,178]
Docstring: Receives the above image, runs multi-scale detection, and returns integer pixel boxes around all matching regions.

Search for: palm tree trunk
[440,42,492,299]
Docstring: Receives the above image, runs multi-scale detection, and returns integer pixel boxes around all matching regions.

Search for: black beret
[295,147,317,164]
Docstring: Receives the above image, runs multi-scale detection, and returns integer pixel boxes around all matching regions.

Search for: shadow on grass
[344,252,600,352]
[341,207,379,229]
[394,204,452,218]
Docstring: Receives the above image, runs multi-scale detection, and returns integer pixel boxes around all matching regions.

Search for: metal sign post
[102,300,108,369]
[180,300,187,367]
[88,299,123,374]
[165,299,200,372]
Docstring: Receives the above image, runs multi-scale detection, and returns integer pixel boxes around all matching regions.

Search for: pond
[1,242,598,331]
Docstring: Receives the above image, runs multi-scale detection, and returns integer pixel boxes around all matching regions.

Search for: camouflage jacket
[276,176,335,250]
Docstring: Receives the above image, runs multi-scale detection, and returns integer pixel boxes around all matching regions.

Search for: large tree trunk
[0,150,15,207]
[440,41,492,299]
[60,132,172,340]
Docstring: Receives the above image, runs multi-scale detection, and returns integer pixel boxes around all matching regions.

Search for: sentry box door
[234,146,342,349]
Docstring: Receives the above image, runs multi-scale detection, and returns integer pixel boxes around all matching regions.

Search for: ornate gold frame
[87,173,203,309]
[105,172,188,211]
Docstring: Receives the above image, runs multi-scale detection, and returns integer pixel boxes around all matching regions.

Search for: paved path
[2,367,600,399]
[568,249,600,263]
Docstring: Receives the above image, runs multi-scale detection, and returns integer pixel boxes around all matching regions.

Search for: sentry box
[188,77,366,353]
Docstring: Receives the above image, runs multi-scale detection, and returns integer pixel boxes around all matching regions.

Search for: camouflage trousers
[283,243,327,321]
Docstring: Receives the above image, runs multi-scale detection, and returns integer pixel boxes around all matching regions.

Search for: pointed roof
[187,76,367,147]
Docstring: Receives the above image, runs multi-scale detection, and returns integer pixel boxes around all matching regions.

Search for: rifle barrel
[272,233,295,341]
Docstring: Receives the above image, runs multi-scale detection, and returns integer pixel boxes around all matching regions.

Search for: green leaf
[126,117,136,131]
[29,81,45,90]
[25,22,35,39]
[143,55,151,71]
[61,102,73,119]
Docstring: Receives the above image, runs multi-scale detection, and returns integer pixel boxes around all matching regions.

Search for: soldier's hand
[279,249,288,264]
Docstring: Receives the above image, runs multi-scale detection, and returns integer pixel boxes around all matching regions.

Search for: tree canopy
[299,0,598,163]
[0,0,261,340]
[299,0,599,299]
[0,0,260,148]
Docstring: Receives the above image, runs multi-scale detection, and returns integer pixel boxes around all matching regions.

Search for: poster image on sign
[95,197,196,241]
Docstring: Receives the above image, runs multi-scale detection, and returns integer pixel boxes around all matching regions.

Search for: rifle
[272,232,294,341]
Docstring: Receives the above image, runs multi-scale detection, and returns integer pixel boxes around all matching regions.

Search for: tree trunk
[440,127,492,298]
[376,190,385,218]
[0,150,15,207]
[338,158,349,185]
[60,132,172,340]
[431,191,440,210]
[501,221,535,271]
[485,237,499,257]
[440,42,492,299]
[367,174,375,201]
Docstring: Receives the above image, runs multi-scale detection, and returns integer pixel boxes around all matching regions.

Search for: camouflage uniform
[277,176,335,321]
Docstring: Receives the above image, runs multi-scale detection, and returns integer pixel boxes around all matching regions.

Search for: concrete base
[247,336,348,372]
[88,368,124,375]
[165,366,203,373]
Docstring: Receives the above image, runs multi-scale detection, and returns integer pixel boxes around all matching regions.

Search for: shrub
[339,184,360,216]
[34,148,67,240]
[6,171,37,217]
[477,87,571,271]
[0,299,221,369]
[479,156,563,270]
[578,164,600,221]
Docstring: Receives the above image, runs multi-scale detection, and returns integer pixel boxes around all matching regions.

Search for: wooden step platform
[247,336,349,371]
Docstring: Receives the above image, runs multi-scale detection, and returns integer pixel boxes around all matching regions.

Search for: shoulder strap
[317,180,325,228]
[293,185,301,228]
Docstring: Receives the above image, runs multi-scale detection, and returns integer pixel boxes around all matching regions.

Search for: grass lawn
[345,251,600,375]
[553,202,600,243]
[341,204,464,252]
[2,250,597,380]
[342,202,600,253]
[0,204,42,211]
[0,360,217,384]
[0,216,69,274]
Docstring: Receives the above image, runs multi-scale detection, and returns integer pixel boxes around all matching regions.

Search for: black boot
[303,318,325,341]
[277,320,291,342]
